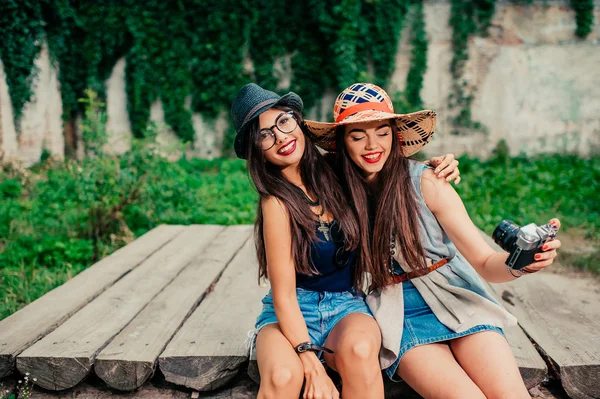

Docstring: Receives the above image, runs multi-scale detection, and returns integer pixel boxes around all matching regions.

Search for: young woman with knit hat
[230,83,461,399]
[305,83,562,399]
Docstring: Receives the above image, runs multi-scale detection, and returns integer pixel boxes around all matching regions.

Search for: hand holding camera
[493,218,562,275]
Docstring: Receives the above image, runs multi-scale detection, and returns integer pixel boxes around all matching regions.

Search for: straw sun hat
[304,83,437,156]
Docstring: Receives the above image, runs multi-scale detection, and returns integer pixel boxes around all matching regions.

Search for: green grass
[1,153,598,320]
[559,249,600,274]
[0,156,256,320]
[456,154,600,240]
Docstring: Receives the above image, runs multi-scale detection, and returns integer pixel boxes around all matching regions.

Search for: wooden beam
[16,225,223,391]
[159,238,269,391]
[94,226,252,391]
[0,225,185,379]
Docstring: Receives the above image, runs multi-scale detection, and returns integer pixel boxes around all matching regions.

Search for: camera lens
[492,220,521,252]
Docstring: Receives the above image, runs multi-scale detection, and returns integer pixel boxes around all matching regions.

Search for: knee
[270,367,299,388]
[351,338,377,361]
[336,335,380,378]
[340,336,379,363]
[259,366,303,398]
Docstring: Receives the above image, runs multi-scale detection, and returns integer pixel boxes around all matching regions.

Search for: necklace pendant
[318,222,330,241]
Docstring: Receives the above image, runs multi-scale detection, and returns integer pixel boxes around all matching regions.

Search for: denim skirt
[252,288,372,356]
[385,280,504,380]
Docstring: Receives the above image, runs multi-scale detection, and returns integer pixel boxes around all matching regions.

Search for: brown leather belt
[391,258,451,284]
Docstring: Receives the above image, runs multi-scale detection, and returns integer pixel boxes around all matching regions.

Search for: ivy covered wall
[0,0,597,159]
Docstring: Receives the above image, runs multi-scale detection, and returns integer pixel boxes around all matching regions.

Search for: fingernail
[535,254,541,260]
[542,245,548,251]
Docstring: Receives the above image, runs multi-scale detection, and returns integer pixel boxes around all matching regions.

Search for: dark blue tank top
[295,221,356,292]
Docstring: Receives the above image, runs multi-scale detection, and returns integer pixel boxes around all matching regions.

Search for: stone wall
[1,1,599,165]
[414,1,600,158]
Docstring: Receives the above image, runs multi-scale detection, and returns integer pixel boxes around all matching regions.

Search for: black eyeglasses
[330,220,353,269]
[256,111,298,151]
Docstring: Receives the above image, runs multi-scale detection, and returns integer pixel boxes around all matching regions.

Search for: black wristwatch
[294,341,334,354]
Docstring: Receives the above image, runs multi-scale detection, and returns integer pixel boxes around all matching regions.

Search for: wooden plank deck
[0,224,185,379]
[94,225,252,391]
[16,225,224,390]
[489,276,600,399]
[158,237,269,391]
[1,225,598,399]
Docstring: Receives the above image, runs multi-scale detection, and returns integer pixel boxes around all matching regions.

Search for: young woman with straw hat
[230,83,461,399]
[305,82,562,399]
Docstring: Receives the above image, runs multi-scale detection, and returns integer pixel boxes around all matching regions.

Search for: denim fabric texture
[254,288,372,354]
[384,280,504,381]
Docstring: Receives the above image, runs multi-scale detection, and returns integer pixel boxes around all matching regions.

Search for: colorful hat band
[335,101,392,123]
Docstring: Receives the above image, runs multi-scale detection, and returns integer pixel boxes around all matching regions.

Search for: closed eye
[377,126,391,136]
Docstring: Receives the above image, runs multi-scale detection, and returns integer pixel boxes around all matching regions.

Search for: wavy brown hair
[245,107,369,291]
[335,122,427,290]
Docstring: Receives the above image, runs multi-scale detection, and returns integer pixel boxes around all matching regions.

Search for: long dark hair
[335,122,427,290]
[246,107,368,290]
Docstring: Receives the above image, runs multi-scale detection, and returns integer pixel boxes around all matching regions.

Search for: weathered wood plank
[483,232,600,399]
[159,238,269,391]
[16,225,224,391]
[489,276,600,399]
[0,225,185,379]
[94,225,252,391]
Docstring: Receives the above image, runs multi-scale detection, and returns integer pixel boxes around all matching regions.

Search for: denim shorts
[385,280,504,380]
[252,288,372,356]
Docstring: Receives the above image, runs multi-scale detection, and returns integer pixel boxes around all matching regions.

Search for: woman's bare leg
[450,331,530,399]
[323,313,384,399]
[256,323,304,399]
[397,342,486,399]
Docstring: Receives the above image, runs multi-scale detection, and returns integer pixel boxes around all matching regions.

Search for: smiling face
[257,108,305,168]
[343,119,394,181]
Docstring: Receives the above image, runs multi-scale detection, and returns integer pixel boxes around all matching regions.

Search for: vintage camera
[492,220,559,270]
